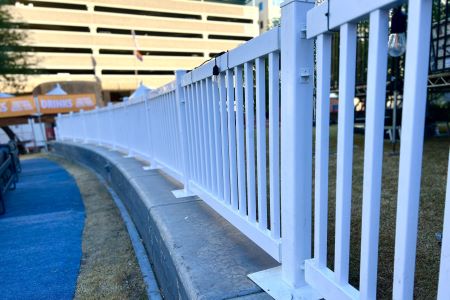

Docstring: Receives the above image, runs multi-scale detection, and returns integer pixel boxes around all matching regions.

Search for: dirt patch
[45,155,148,300]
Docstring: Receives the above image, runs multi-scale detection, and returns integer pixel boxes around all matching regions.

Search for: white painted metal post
[334,22,357,286]
[314,33,332,268]
[95,107,101,145]
[256,57,267,229]
[359,9,389,300]
[280,0,315,287]
[55,114,61,140]
[244,62,257,223]
[173,70,194,198]
[143,94,156,165]
[79,110,87,143]
[107,103,117,150]
[269,51,280,239]
[392,1,433,299]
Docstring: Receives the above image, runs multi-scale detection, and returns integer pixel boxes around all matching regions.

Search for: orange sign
[0,96,37,118]
[0,94,97,118]
[38,94,96,114]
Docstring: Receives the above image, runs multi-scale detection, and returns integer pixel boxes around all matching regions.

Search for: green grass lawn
[322,126,449,299]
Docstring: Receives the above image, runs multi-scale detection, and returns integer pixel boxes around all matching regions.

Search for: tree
[0,0,35,91]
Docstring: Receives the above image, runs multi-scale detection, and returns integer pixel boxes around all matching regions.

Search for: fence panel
[305,0,435,299]
[126,99,150,160]
[181,27,282,261]
[147,83,183,182]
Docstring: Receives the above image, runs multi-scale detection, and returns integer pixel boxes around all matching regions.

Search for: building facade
[7,0,258,102]
[247,0,281,33]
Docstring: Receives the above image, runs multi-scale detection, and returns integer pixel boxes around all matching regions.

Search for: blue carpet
[0,158,85,300]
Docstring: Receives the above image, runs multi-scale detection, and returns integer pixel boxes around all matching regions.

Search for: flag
[131,30,143,62]
[134,49,143,62]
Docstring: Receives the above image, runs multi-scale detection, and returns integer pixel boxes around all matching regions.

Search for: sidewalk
[0,158,85,300]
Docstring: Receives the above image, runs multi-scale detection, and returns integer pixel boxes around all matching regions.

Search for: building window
[258,2,263,11]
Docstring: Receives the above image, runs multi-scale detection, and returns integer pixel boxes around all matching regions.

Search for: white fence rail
[56,0,450,298]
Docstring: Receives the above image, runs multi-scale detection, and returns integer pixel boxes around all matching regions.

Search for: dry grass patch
[47,155,147,300]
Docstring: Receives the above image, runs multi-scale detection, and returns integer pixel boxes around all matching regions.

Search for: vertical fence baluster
[314,33,332,268]
[160,97,167,162]
[235,65,247,215]
[190,85,200,183]
[166,95,172,165]
[152,101,157,159]
[167,98,173,167]
[166,95,171,163]
[334,23,357,285]
[212,77,224,200]
[173,92,181,170]
[206,78,218,195]
[438,152,450,299]
[157,100,162,161]
[393,0,433,298]
[245,61,257,223]
[202,80,212,192]
[219,73,231,204]
[185,86,195,181]
[227,69,239,210]
[127,104,133,154]
[144,96,154,162]
[109,106,116,149]
[196,82,206,186]
[359,10,389,300]
[256,57,267,229]
[95,109,100,145]
[80,110,87,143]
[167,95,173,166]
[269,51,280,239]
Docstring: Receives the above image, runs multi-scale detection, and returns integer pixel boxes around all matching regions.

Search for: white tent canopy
[46,83,68,95]
[129,83,151,101]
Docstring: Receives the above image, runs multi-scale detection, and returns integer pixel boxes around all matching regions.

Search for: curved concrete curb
[52,142,278,300]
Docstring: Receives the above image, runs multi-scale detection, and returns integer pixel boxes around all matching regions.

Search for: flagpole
[131,30,142,88]
[134,57,138,87]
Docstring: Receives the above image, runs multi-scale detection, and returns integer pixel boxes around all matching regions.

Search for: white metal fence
[56,0,450,298]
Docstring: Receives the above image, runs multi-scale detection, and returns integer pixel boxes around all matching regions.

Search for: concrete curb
[52,142,278,300]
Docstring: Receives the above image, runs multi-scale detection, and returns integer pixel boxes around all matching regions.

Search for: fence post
[69,111,75,142]
[107,103,117,150]
[79,110,87,144]
[280,0,315,288]
[172,70,194,198]
[95,107,101,146]
[124,102,134,158]
[143,92,157,168]
[55,113,61,141]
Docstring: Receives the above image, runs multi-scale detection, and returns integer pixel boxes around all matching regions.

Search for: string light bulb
[388,8,407,57]
[212,57,220,83]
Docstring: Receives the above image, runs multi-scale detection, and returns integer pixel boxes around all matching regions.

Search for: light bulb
[388,33,406,57]
[212,64,220,83]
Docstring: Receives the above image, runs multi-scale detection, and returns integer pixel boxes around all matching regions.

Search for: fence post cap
[175,69,187,76]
